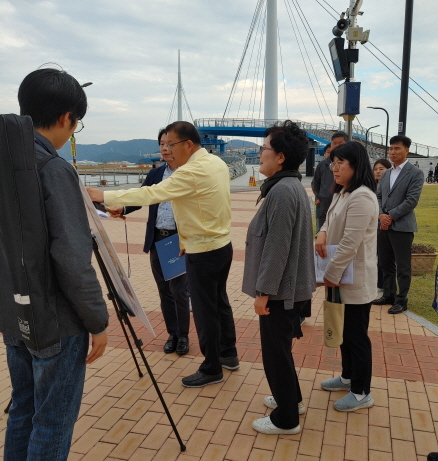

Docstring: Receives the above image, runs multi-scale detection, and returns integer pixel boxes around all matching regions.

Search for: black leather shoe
[164,335,177,354]
[372,296,395,305]
[388,303,408,314]
[182,370,223,388]
[428,453,438,461]
[176,337,189,355]
[219,356,240,370]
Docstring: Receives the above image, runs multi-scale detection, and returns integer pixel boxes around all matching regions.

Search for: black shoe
[164,335,177,354]
[219,356,240,371]
[176,337,189,355]
[388,303,408,314]
[427,453,438,461]
[181,370,224,388]
[372,296,395,305]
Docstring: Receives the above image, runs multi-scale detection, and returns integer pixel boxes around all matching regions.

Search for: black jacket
[125,164,166,253]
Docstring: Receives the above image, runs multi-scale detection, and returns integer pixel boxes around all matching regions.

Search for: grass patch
[409,185,438,325]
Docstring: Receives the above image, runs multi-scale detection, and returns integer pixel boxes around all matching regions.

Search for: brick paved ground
[0,187,437,460]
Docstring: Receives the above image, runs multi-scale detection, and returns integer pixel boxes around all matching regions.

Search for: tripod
[92,237,186,451]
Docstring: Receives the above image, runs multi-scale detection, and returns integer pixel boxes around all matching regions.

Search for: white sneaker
[252,416,301,435]
[263,396,306,414]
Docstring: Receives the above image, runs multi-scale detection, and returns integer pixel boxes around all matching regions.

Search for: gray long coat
[242,177,316,309]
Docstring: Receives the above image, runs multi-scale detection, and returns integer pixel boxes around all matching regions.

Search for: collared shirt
[390,159,409,189]
[105,148,231,253]
[155,164,176,230]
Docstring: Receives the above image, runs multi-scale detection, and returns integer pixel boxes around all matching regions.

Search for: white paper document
[314,245,354,284]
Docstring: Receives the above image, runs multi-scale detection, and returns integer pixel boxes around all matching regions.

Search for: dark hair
[165,121,201,145]
[18,68,87,129]
[373,158,391,170]
[158,128,166,144]
[390,135,411,148]
[331,131,348,141]
[264,120,308,170]
[323,143,331,153]
[330,141,377,193]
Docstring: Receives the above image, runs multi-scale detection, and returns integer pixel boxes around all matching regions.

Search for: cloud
[0,0,437,147]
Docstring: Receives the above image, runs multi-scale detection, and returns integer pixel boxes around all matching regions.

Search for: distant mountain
[58,139,159,164]
[228,139,258,147]
[58,138,258,163]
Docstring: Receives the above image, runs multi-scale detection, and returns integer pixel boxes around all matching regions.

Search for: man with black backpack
[0,68,108,460]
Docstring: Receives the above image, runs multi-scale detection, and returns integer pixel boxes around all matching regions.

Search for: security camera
[332,18,349,37]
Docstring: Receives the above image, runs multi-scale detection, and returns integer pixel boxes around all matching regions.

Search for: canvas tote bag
[323,287,344,347]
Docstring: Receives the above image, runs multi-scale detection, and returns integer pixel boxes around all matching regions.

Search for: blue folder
[155,234,186,281]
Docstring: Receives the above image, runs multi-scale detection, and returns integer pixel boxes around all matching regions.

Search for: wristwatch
[256,291,268,297]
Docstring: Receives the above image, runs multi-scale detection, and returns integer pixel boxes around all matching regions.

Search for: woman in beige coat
[315,141,378,412]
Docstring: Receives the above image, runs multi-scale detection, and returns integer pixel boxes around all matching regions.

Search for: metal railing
[195,118,438,158]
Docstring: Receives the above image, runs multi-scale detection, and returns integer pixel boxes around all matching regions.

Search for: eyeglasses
[329,161,347,171]
[259,146,276,154]
[74,120,84,134]
[166,139,189,150]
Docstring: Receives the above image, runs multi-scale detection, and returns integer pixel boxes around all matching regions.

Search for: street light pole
[365,124,380,151]
[398,0,414,136]
[367,106,389,158]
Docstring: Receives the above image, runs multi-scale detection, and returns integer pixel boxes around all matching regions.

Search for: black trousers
[377,229,414,304]
[340,303,372,395]
[185,242,237,375]
[150,230,190,338]
[259,300,304,430]
[318,196,333,230]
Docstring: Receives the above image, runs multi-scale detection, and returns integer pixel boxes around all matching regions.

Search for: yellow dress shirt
[104,148,231,254]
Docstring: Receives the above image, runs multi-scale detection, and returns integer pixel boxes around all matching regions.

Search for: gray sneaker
[334,392,374,412]
[321,376,351,392]
[219,356,240,371]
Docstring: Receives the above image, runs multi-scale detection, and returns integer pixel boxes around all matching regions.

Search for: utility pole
[398,0,414,136]
[264,0,278,122]
[345,0,361,140]
[329,1,369,141]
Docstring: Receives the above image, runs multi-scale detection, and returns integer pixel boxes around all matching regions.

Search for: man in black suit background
[373,135,424,314]
[119,129,190,354]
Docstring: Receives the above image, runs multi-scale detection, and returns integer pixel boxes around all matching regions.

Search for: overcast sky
[1,0,437,149]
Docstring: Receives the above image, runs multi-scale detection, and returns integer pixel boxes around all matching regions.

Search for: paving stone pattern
[0,189,436,460]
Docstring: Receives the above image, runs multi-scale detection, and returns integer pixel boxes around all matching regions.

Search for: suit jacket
[242,177,316,309]
[125,164,166,253]
[377,161,424,232]
[321,186,379,305]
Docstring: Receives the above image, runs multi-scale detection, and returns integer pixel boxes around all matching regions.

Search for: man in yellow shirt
[87,121,239,387]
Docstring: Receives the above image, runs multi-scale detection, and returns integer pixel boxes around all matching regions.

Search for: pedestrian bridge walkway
[0,188,436,461]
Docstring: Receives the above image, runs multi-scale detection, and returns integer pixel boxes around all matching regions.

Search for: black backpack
[0,114,60,351]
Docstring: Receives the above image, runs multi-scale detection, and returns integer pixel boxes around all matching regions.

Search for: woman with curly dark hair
[242,120,316,435]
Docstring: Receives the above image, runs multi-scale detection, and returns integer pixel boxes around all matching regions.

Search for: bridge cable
[182,86,195,123]
[320,0,339,17]
[222,0,265,119]
[167,86,178,124]
[286,0,334,124]
[255,8,267,119]
[277,21,289,118]
[236,0,266,118]
[294,0,338,91]
[249,3,267,118]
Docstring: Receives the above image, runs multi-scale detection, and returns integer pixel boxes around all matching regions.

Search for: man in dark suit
[374,135,424,314]
[122,129,190,354]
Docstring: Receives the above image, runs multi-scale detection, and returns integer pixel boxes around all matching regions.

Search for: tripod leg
[124,317,186,451]
[113,307,143,378]
[4,398,12,413]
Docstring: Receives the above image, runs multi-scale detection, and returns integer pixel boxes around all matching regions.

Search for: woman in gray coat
[242,121,315,435]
